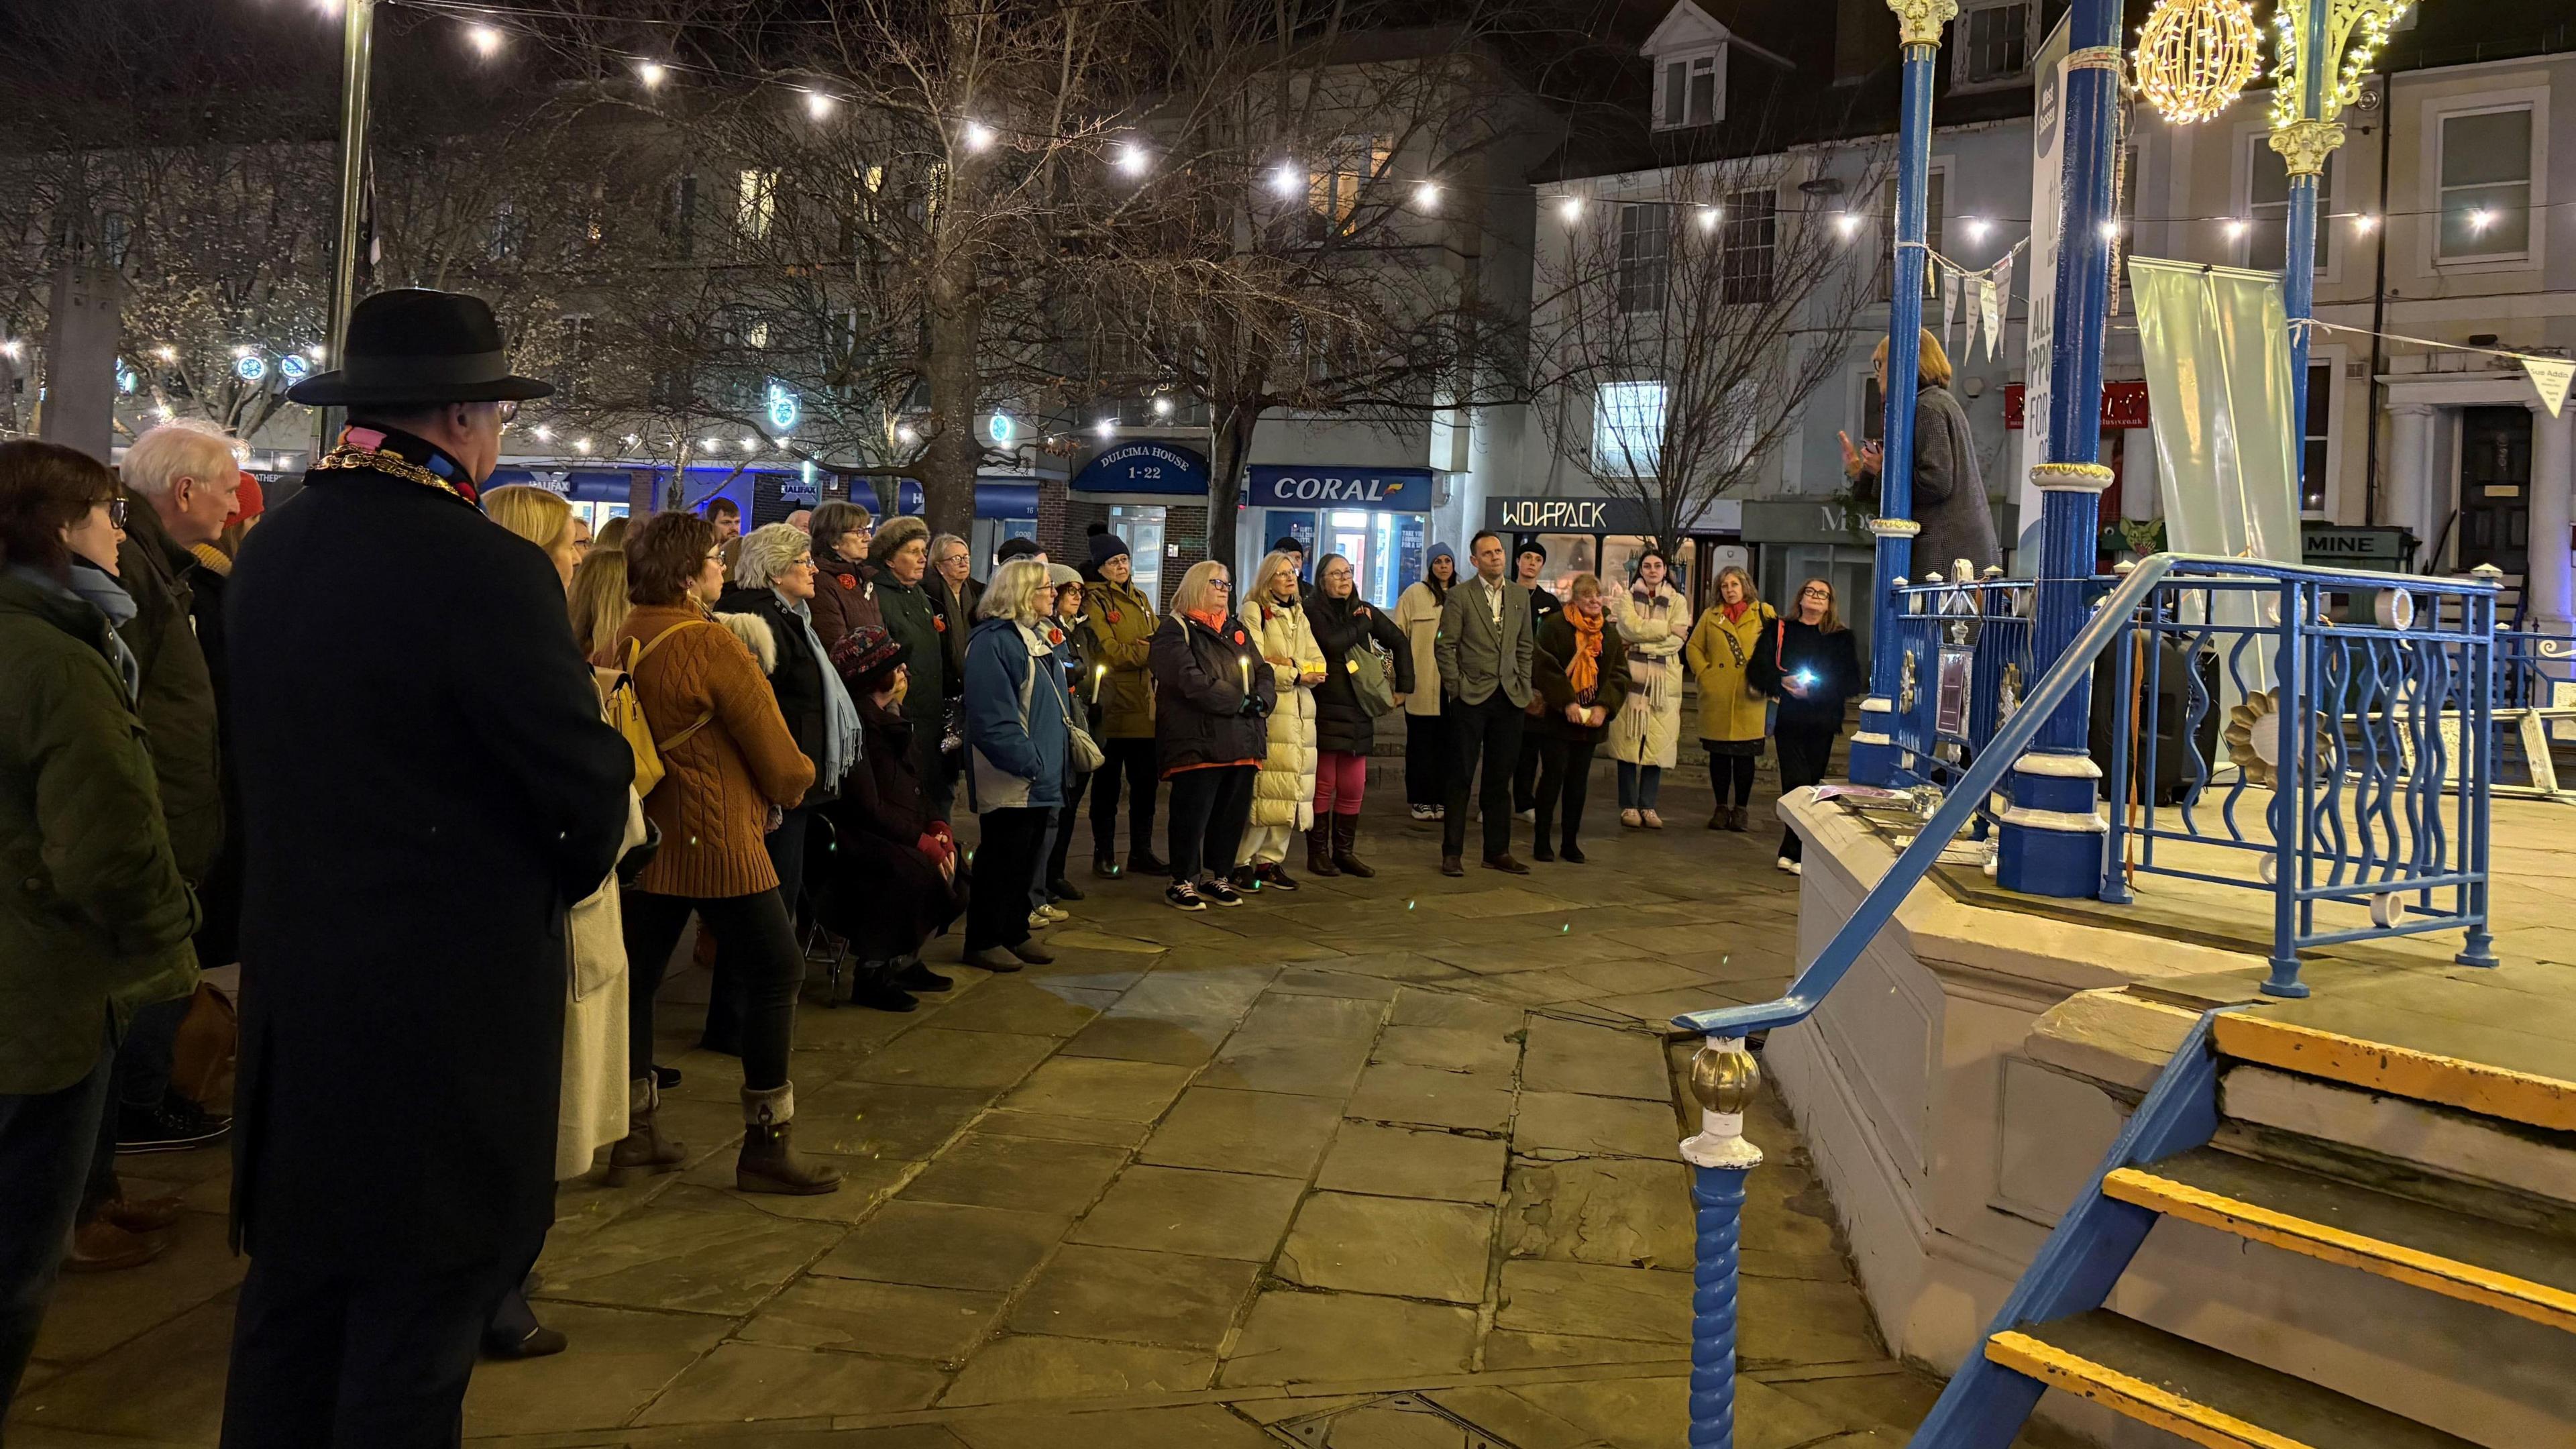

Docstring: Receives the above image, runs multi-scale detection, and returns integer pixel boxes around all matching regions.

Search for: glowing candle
[1239,655,1252,698]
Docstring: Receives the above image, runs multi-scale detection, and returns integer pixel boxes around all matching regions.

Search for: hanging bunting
[2525,356,2574,419]
[1978,276,2002,362]
[1988,252,2015,362]
[1942,270,1964,354]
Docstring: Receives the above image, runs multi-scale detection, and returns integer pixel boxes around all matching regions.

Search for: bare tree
[1528,148,1888,549]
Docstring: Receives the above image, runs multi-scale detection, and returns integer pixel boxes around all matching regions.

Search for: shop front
[1065,441,1212,607]
[1246,465,1434,603]
[1485,493,1746,612]
[484,466,644,535]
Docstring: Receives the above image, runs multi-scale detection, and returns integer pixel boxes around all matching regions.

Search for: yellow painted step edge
[2104,1168,2576,1335]
[2213,1014,2576,1134]
[1985,1330,2320,1449]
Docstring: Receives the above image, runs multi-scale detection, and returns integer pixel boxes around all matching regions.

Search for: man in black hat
[1510,541,1562,819]
[220,289,633,1446]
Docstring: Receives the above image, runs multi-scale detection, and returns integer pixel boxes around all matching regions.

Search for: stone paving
[11,769,2055,1449]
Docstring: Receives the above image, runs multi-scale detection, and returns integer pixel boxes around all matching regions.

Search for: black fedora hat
[286,288,555,407]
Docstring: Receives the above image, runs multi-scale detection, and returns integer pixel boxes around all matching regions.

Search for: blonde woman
[568,549,631,668]
[1684,565,1773,830]
[1147,561,1275,910]
[1607,548,1687,828]
[1235,549,1324,892]
[961,558,1070,968]
[482,484,587,588]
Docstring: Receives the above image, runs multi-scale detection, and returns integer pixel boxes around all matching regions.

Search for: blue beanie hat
[1426,542,1455,568]
[1089,531,1132,569]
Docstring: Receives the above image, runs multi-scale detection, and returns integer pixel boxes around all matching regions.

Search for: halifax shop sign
[1246,465,1434,511]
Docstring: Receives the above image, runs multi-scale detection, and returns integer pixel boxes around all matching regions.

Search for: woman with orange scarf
[1527,574,1630,863]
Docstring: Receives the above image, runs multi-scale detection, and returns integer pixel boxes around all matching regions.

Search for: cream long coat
[1246,594,1325,830]
[559,785,648,1180]
[1392,582,1446,719]
[1608,582,1688,769]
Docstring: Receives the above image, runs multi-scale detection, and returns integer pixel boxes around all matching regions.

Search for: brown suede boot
[606,1076,686,1185]
[1306,825,1341,877]
[737,1084,842,1196]
[1331,814,1375,878]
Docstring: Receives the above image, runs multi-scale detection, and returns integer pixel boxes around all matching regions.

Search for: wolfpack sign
[1246,465,1433,511]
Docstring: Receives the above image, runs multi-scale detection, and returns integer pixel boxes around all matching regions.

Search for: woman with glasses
[961,559,1069,968]
[1147,561,1275,910]
[612,513,837,1195]
[1301,551,1411,877]
[1750,577,1861,875]
[0,441,199,1411]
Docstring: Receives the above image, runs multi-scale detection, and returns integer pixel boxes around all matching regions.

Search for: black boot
[1532,814,1556,863]
[849,960,919,1013]
[606,1077,686,1185]
[737,1085,842,1195]
[1331,814,1374,878]
[1306,825,1340,877]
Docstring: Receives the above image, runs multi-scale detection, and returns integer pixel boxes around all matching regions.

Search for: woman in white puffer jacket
[1608,549,1688,828]
[1235,549,1325,892]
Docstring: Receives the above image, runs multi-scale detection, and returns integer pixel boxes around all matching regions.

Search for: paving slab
[1276,1192,1497,1304]
[1513,1091,1683,1159]
[1199,1031,1376,1097]
[8,1297,235,1444]
[1313,1123,1509,1204]
[810,1201,1072,1291]
[794,1081,998,1160]
[1493,1260,1693,1343]
[1217,1290,1480,1387]
[737,1277,1007,1361]
[533,1206,843,1316]
[1004,1244,1260,1349]
[462,1303,736,1436]
[971,1110,1151,1148]
[1519,1018,1674,1101]
[1502,1155,1696,1271]
[1345,1062,1517,1133]
[1372,1024,1523,1075]
[1055,1014,1229,1067]
[940,1336,1214,1406]
[933,981,1118,1036]
[1231,991,1390,1040]
[1068,1166,1305,1261]
[1136,1087,1344,1178]
[634,1343,948,1424]
[841,1028,1063,1091]
[898,1134,1131,1216]
[946,1405,1277,1449]
[996,1057,1195,1122]
[1389,989,1527,1034]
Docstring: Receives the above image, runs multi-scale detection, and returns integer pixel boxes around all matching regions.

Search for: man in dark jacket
[870,517,952,818]
[222,289,632,1448]
[1509,541,1562,820]
[927,531,981,686]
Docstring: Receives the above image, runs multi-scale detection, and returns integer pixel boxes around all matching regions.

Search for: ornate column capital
[2031,461,2116,492]
[2268,119,2348,178]
[1885,0,1957,48]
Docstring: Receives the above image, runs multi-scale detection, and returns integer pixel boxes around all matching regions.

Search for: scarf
[1721,600,1751,624]
[48,561,144,700]
[775,587,863,786]
[1184,605,1230,634]
[189,543,233,578]
[1567,606,1603,699]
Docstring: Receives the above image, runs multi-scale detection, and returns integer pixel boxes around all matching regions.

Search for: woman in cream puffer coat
[1235,549,1325,892]
[1608,550,1688,828]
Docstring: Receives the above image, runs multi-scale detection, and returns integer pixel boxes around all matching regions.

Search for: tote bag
[1347,645,1398,718]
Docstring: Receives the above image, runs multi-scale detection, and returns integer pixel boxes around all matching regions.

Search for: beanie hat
[996,536,1044,564]
[1088,531,1131,570]
[867,515,930,565]
[227,472,265,527]
[1515,539,1547,564]
[1270,534,1305,555]
[1047,563,1083,590]
[829,625,908,693]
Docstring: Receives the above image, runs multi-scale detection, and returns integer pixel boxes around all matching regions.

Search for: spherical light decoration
[2133,0,2261,126]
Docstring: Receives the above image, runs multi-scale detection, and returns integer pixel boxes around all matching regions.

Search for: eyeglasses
[101,497,129,529]
[494,401,520,424]
[705,548,724,563]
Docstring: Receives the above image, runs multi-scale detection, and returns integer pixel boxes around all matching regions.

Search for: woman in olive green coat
[0,441,198,1411]
[1078,532,1165,875]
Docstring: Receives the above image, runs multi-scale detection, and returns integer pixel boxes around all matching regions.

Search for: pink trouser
[1313,751,1368,817]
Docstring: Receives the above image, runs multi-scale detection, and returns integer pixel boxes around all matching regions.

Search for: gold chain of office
[309,443,466,500]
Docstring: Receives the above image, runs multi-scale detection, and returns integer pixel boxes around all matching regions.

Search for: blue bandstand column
[2274,0,2345,479]
[1680,1038,1764,1449]
[1994,0,2123,898]
[1849,0,1953,788]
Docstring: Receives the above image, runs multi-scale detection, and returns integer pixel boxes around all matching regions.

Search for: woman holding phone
[1750,577,1860,875]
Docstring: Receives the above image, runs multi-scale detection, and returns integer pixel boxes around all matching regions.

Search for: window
[661,174,698,259]
[737,168,778,240]
[1306,136,1391,241]
[2437,106,2534,262]
[2245,133,2333,273]
[2300,362,2330,513]
[1877,170,1947,300]
[1593,380,1666,478]
[1617,203,1672,315]
[1657,51,1722,130]
[1956,1,2033,87]
[1106,504,1168,606]
[1720,189,1776,304]
[557,314,593,403]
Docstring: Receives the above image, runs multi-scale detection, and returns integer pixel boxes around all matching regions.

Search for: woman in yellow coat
[1236,549,1326,891]
[1684,564,1775,831]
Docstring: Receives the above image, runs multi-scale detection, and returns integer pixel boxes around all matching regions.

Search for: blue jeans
[1616,761,1663,811]
[2,1026,115,1413]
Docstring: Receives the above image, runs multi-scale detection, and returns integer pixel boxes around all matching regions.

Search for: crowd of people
[0,286,1876,1446]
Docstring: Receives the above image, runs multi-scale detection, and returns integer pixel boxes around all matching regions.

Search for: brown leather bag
[169,983,238,1111]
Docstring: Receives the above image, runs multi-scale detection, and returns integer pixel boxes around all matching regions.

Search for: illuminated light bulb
[962,121,994,152]
[1697,206,1721,231]
[1094,419,1116,439]
[897,425,919,443]
[2351,213,2378,233]
[636,60,667,89]
[1116,142,1149,176]
[0,339,16,359]
[305,343,326,360]
[158,405,176,421]
[1413,180,1438,211]
[775,437,792,451]
[1272,164,1301,196]
[231,344,253,358]
[1558,195,1582,223]
[154,345,178,362]
[2467,209,2496,235]
[806,91,835,120]
[1966,217,1991,241]
[1833,213,1860,238]
[2098,219,2122,240]
[574,437,592,453]
[622,433,640,447]
[2224,218,2249,239]
[741,436,759,452]
[701,436,720,450]
[466,23,502,57]
[533,425,553,442]
[1152,396,1173,417]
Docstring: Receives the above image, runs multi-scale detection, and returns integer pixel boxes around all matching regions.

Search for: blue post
[1850,7,1949,788]
[1994,0,2121,898]
[1680,1035,1764,1449]
[2276,0,2339,490]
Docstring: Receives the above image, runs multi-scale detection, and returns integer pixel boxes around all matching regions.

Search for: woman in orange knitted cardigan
[610,512,839,1196]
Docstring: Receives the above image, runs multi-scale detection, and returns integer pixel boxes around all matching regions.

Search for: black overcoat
[1301,591,1413,757]
[225,460,631,1271]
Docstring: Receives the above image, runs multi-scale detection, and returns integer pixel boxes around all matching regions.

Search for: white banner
[1942,269,1962,354]
[2525,355,2575,418]
[2015,15,2072,567]
[1978,276,2001,363]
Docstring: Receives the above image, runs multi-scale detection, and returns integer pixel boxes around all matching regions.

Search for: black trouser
[967,806,1051,950]
[623,888,804,1092]
[1165,765,1255,883]
[1,1028,111,1414]
[80,991,189,1221]
[1512,732,1543,814]
[219,1243,531,1448]
[1773,725,1840,863]
[1044,773,1090,892]
[1442,693,1526,860]
[704,804,816,1053]
[1534,737,1597,849]
[1403,713,1448,807]
[1704,744,1759,809]
[1089,737,1159,861]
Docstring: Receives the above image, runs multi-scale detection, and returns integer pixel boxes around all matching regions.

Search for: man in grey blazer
[1434,531,1535,875]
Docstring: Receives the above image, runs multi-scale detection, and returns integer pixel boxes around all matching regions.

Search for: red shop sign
[2003,380,2150,431]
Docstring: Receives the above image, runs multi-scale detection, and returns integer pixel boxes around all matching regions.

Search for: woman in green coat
[1528,573,1631,864]
[1078,531,1165,877]
[0,441,198,1412]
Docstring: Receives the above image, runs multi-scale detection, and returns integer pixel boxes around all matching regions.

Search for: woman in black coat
[816,628,963,1011]
[1529,574,1630,863]
[1147,561,1275,912]
[1750,577,1864,874]
[1300,553,1411,877]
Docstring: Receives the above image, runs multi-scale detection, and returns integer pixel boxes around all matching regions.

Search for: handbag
[1067,722,1107,773]
[1347,644,1397,718]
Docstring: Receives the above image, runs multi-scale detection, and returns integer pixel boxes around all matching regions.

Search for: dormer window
[1658,50,1723,129]
[1954,0,2035,89]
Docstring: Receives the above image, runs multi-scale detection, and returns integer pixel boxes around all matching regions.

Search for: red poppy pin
[1231,629,1246,645]
[933,615,947,633]
[1104,608,1121,625]
[837,575,856,591]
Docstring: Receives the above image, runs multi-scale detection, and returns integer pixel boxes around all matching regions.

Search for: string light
[1152,395,1173,417]
[1558,195,1582,223]
[2269,0,2408,131]
[2132,0,2261,126]
[622,433,641,447]
[701,436,720,450]
[635,60,667,89]
[2224,217,2250,239]
[1966,217,1991,241]
[1413,180,1438,211]
[305,343,327,361]
[962,121,994,152]
[533,425,553,441]
[574,437,592,453]
[465,22,502,58]
[1093,419,1116,439]
[1116,142,1150,176]
[1271,164,1303,197]
[1833,213,1860,239]
[2467,208,2496,234]
[154,345,178,362]
[0,339,19,360]
[896,425,918,443]
[804,91,836,121]
[740,436,759,451]
[2098,219,2123,240]
[1697,206,1721,231]
[2351,213,2378,232]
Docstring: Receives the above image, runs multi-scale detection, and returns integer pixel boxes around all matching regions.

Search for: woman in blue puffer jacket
[960,558,1069,970]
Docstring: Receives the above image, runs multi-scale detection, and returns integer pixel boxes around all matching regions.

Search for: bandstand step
[1985,1311,2477,1449]
[2105,1147,2576,1334]
[2212,1012,2576,1134]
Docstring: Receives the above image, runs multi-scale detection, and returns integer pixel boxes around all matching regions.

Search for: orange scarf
[1184,605,1230,633]
[1568,606,1603,696]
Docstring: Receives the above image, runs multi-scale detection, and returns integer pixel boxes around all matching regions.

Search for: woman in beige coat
[1390,543,1455,821]
[1236,549,1325,891]
[1608,549,1688,828]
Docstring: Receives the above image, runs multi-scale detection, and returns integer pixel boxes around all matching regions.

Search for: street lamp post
[316,0,376,458]
[1849,0,1957,790]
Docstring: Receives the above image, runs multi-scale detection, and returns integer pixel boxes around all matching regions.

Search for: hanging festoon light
[2131,0,2263,125]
